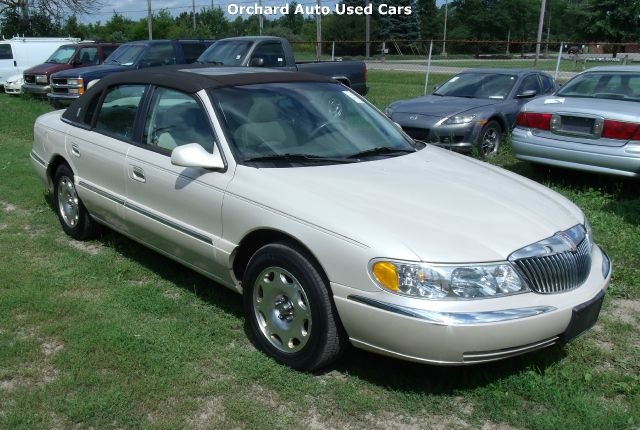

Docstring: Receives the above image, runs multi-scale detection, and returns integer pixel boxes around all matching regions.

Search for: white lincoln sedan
[30,66,611,371]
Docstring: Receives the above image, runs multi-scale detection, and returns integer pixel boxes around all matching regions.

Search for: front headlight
[584,215,593,250]
[370,259,528,299]
[67,78,84,87]
[35,74,48,84]
[444,114,477,125]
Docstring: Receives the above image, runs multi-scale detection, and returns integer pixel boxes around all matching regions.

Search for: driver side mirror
[171,143,225,170]
[516,90,537,99]
[432,84,441,92]
[249,57,265,67]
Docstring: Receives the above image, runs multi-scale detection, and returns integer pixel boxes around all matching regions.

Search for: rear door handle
[131,166,146,183]
[71,143,80,157]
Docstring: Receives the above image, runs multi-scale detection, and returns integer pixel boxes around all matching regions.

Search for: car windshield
[46,46,77,64]
[212,82,417,165]
[197,41,253,65]
[104,45,145,66]
[434,73,517,99]
[557,72,640,102]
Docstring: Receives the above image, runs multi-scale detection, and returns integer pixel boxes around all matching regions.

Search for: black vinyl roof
[62,65,334,125]
[97,64,333,93]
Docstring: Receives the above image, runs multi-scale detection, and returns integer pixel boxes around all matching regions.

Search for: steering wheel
[307,121,344,142]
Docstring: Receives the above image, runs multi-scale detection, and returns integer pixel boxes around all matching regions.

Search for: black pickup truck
[197,36,368,95]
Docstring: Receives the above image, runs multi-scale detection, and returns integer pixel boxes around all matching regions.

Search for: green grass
[0,76,638,429]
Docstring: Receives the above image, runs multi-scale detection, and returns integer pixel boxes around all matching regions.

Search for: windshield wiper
[347,147,416,159]
[243,153,357,164]
[198,60,224,65]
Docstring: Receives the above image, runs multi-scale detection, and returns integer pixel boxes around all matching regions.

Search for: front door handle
[71,143,80,157]
[131,166,146,183]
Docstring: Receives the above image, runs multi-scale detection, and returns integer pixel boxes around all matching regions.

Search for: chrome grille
[509,225,592,294]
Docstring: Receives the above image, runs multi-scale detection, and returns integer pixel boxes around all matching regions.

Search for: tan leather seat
[234,98,296,154]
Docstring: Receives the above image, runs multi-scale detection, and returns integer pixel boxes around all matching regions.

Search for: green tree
[418,0,440,40]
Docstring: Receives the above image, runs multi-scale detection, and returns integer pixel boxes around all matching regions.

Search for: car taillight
[516,112,552,130]
[602,120,640,140]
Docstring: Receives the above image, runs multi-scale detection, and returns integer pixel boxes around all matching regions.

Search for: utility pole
[258,0,263,35]
[192,0,196,31]
[147,0,152,40]
[365,0,370,58]
[441,0,448,56]
[534,0,546,66]
[545,4,551,56]
[316,0,322,59]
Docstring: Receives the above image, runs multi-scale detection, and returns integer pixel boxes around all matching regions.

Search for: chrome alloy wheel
[481,127,499,155]
[252,266,312,353]
[57,176,80,228]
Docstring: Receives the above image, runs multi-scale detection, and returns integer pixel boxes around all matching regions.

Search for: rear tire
[242,241,348,371]
[53,164,100,240]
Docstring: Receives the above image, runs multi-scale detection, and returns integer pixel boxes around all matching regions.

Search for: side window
[541,75,555,93]
[76,47,99,65]
[95,85,146,140]
[251,42,286,67]
[140,44,176,68]
[518,75,543,95]
[0,44,12,60]
[143,87,214,153]
[180,42,207,63]
[101,45,118,61]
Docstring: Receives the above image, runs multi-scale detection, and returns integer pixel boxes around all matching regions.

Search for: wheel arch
[231,228,330,287]
[46,154,73,189]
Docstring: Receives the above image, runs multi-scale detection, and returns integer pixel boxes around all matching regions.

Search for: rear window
[558,72,640,102]
[0,44,13,60]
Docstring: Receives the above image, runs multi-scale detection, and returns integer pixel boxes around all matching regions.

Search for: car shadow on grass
[332,342,568,393]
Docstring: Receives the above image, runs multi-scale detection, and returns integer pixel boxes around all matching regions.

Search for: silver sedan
[512,66,640,178]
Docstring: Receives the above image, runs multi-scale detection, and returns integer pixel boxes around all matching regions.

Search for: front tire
[242,242,348,371]
[53,164,100,240]
[477,120,503,158]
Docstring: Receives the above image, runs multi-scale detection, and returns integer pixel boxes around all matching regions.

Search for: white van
[0,37,80,85]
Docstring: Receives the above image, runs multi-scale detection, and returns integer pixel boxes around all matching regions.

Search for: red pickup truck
[22,42,119,96]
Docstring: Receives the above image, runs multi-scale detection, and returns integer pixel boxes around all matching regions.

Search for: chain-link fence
[291,39,640,90]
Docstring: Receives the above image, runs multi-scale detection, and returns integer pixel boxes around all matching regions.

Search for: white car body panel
[30,82,610,365]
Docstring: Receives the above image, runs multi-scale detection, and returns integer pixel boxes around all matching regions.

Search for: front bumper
[394,115,480,152]
[22,83,51,95]
[512,127,640,178]
[48,93,80,101]
[332,245,610,364]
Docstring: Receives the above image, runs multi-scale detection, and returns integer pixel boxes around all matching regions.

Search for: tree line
[1,0,637,50]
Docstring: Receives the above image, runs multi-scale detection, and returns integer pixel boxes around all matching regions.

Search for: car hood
[390,96,501,118]
[24,63,71,76]
[230,147,583,263]
[52,64,126,78]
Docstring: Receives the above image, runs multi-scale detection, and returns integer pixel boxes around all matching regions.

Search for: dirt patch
[0,378,16,391]
[42,339,64,357]
[66,239,103,256]
[186,397,227,430]
[2,202,17,213]
[163,289,181,301]
[0,223,7,230]
[592,338,615,353]
[605,299,640,326]
[480,422,521,430]
[61,288,103,301]
[304,409,470,430]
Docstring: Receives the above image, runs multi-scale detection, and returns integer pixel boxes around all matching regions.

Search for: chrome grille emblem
[509,225,591,294]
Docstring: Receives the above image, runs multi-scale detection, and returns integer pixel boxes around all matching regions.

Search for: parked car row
[385,66,640,177]
[30,64,610,371]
